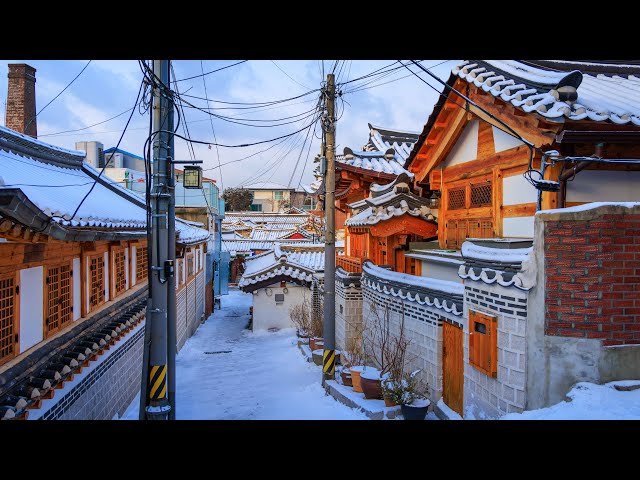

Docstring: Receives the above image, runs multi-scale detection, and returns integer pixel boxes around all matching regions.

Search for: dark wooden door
[443,321,464,416]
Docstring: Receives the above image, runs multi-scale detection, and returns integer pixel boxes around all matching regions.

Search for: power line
[173,60,247,83]
[39,106,134,137]
[25,60,92,133]
[200,60,224,192]
[270,60,312,91]
[63,75,144,223]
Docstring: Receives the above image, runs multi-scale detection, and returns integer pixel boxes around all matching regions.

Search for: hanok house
[0,63,210,420]
[305,123,420,243]
[238,243,324,331]
[222,211,323,284]
[352,60,640,419]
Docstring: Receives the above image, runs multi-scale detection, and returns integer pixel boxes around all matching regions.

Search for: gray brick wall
[39,324,144,420]
[463,283,528,418]
[362,284,447,404]
[335,281,363,352]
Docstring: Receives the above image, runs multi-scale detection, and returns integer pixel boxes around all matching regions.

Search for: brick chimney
[5,63,37,138]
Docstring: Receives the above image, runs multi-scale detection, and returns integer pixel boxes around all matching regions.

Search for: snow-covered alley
[121,288,367,420]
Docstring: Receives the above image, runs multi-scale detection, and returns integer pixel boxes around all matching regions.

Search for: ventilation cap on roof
[550,70,583,105]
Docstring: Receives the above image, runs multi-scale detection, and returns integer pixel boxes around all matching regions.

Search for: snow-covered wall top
[454,60,640,126]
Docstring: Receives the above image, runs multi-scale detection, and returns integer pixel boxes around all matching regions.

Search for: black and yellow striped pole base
[323,349,336,379]
[145,364,170,420]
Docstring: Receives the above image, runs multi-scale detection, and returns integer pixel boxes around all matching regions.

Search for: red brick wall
[544,213,640,346]
[6,64,37,138]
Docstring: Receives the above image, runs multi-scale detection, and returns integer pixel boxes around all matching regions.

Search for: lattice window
[470,182,492,208]
[45,263,73,338]
[136,246,148,282]
[177,258,184,286]
[89,255,105,309]
[187,252,194,278]
[448,188,465,210]
[113,249,126,297]
[0,275,17,366]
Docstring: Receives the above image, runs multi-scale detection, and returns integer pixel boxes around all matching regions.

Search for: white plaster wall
[442,120,479,168]
[503,174,538,206]
[19,266,43,353]
[73,258,81,321]
[419,260,463,283]
[131,246,137,287]
[252,284,308,331]
[503,217,534,238]
[492,125,525,153]
[566,170,640,203]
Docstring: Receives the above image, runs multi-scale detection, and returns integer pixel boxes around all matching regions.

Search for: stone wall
[463,282,528,418]
[335,280,363,352]
[26,320,145,420]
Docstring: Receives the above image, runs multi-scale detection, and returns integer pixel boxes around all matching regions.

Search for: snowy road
[122,288,366,420]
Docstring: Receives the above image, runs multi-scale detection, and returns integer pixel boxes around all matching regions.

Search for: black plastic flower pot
[400,404,429,421]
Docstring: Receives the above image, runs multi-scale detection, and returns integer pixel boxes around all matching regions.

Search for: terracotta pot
[350,366,364,393]
[309,337,324,351]
[297,337,309,347]
[360,376,383,400]
[383,394,397,407]
[340,370,353,387]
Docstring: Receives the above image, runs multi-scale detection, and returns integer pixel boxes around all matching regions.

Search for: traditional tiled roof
[458,240,536,291]
[238,243,325,290]
[345,174,436,227]
[222,239,319,254]
[362,260,463,316]
[454,60,640,126]
[0,125,209,245]
[303,124,420,195]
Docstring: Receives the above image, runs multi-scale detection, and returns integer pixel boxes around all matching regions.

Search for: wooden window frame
[44,261,74,339]
[470,181,492,208]
[0,272,19,367]
[136,245,149,282]
[186,250,195,279]
[88,253,106,313]
[468,309,497,378]
[448,187,466,210]
[111,246,127,299]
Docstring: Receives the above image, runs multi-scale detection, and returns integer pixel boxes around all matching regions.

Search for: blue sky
[0,60,456,191]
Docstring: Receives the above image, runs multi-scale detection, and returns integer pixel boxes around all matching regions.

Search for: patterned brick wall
[36,323,144,420]
[335,281,362,351]
[544,213,640,346]
[464,284,527,417]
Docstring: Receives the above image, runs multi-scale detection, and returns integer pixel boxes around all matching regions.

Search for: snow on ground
[121,288,367,420]
[501,381,640,420]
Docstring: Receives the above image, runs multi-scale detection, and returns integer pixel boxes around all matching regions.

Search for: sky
[0,60,456,192]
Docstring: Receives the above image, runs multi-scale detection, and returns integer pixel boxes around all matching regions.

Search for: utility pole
[322,73,336,383]
[142,60,173,420]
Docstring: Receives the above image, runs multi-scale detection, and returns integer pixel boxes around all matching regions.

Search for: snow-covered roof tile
[453,60,640,126]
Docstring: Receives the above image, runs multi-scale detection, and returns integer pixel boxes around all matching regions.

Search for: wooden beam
[477,120,496,160]
[442,145,531,184]
[468,91,561,148]
[410,104,469,183]
[502,203,537,217]
[0,219,12,233]
[541,159,562,210]
[369,215,438,241]
[493,167,503,237]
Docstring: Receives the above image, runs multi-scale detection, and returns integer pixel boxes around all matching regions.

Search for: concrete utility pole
[143,60,173,420]
[322,73,336,382]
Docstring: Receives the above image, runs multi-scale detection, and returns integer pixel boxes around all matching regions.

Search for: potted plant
[289,301,311,347]
[382,370,431,420]
[342,323,366,393]
[360,366,383,399]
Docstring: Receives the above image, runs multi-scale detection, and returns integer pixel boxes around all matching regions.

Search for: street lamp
[183,165,203,189]
[429,190,441,209]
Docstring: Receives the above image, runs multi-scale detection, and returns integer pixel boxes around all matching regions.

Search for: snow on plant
[381,369,430,406]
